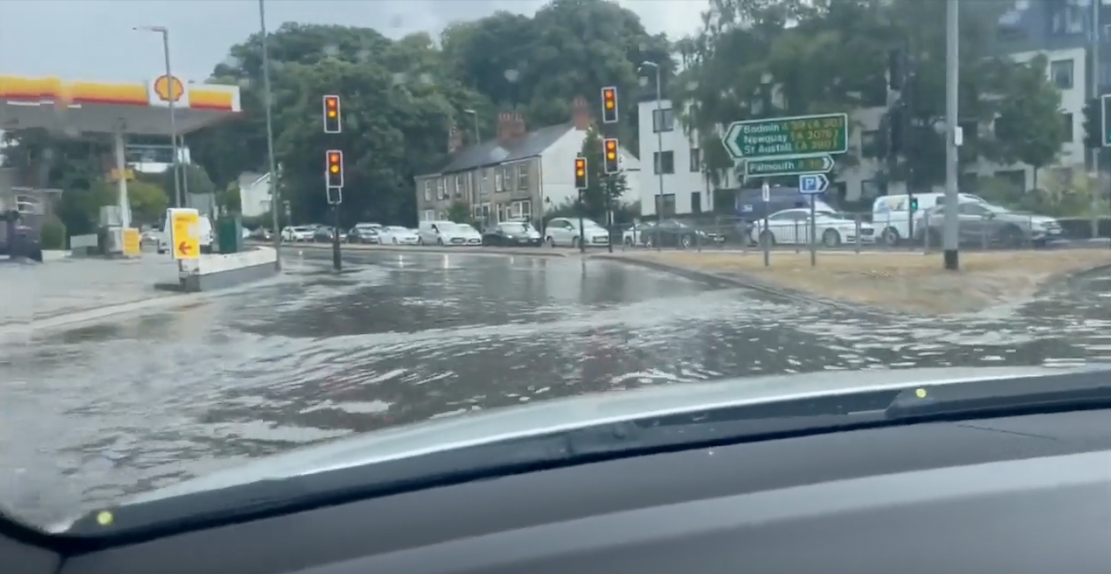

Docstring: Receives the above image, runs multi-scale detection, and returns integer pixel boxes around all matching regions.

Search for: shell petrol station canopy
[0,74,242,137]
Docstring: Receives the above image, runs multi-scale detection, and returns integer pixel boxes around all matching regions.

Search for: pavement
[0,256,180,330]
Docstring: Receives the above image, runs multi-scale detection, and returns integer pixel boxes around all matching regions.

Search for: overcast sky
[0,0,706,83]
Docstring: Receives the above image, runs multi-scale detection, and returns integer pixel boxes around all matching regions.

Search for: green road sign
[744,155,834,178]
[722,113,849,160]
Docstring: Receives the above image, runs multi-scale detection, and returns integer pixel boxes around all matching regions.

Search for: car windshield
[5,0,1104,542]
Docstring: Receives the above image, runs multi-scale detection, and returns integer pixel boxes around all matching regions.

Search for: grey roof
[430,122,573,176]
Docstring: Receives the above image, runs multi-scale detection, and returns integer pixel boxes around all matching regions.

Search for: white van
[871,192,987,245]
[157,213,214,254]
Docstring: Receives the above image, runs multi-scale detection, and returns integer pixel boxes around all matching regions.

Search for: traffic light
[909,197,918,212]
[326,150,344,188]
[601,86,618,124]
[323,95,342,134]
[574,157,588,190]
[602,138,619,174]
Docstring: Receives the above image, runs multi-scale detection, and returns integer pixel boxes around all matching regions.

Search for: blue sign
[798,173,829,195]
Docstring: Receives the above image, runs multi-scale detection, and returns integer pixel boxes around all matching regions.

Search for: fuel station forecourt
[0,74,242,248]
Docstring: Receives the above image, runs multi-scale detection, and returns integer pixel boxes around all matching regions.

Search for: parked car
[312,226,346,243]
[0,210,42,262]
[873,192,989,246]
[544,217,610,248]
[640,219,725,249]
[751,208,875,247]
[914,202,1061,247]
[347,225,381,244]
[622,221,656,246]
[281,226,315,242]
[417,221,482,246]
[378,226,420,245]
[482,221,542,246]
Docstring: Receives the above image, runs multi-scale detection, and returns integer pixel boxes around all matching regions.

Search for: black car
[0,210,42,262]
[481,221,543,246]
[312,226,346,243]
[640,219,724,249]
[346,226,380,244]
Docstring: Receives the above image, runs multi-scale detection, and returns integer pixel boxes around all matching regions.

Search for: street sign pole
[761,180,770,267]
[797,174,830,267]
[332,200,342,272]
[809,198,817,268]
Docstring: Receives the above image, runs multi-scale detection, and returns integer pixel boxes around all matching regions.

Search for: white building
[636,99,738,217]
[638,45,1087,215]
[236,171,273,218]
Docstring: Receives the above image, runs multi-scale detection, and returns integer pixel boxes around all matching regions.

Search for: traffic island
[606,250,1111,315]
[155,247,278,293]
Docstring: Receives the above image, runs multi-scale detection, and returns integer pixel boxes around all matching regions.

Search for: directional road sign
[168,208,200,260]
[745,154,834,178]
[798,173,830,195]
[723,113,848,160]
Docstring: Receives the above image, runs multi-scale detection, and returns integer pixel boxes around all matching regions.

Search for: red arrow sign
[177,241,195,257]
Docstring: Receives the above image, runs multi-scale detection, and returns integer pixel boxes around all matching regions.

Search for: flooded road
[2,251,1110,526]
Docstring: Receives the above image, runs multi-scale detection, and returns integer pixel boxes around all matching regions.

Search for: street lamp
[259,0,282,270]
[134,25,182,210]
[463,109,480,144]
[639,61,664,251]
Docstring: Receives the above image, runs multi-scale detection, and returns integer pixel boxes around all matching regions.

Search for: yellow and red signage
[0,74,240,112]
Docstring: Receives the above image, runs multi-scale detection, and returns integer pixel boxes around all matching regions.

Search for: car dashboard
[3,405,1111,574]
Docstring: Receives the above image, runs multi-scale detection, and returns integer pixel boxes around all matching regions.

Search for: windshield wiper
[64,367,1111,541]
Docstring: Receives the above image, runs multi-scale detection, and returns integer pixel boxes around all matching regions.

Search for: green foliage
[39,220,66,250]
[673,0,1062,190]
[993,55,1065,172]
[446,200,471,223]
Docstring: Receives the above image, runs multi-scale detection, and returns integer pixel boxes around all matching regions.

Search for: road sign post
[745,155,834,178]
[723,113,849,161]
[167,208,200,261]
[760,181,770,267]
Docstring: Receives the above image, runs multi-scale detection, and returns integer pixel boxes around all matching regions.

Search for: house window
[512,200,532,219]
[422,209,435,221]
[691,192,702,214]
[653,108,675,132]
[423,181,432,201]
[482,171,490,195]
[494,170,503,192]
[503,167,514,190]
[517,165,529,190]
[455,174,465,197]
[1061,112,1074,142]
[653,151,675,174]
[436,178,445,200]
[656,193,676,216]
[1050,59,1074,90]
[689,147,701,172]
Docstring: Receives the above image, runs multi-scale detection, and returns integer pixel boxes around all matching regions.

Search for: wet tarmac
[2,250,1110,527]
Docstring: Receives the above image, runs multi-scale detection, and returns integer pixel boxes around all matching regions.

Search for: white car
[418,221,482,246]
[622,222,656,246]
[281,226,315,242]
[379,226,420,245]
[751,208,875,247]
[544,217,610,248]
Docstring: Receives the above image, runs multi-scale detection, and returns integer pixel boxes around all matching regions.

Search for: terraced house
[414,96,639,227]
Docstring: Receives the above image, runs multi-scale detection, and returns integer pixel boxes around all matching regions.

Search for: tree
[578,124,627,221]
[125,180,169,224]
[992,55,1065,190]
[671,0,1046,190]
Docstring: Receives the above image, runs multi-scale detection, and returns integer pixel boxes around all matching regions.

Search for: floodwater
[1,250,1109,526]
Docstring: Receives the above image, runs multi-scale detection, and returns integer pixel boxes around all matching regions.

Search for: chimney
[496,112,516,145]
[571,95,590,130]
[447,124,464,154]
[511,112,527,138]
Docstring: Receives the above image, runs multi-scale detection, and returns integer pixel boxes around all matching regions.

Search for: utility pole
[943,0,960,271]
[259,0,282,271]
[1091,0,1103,229]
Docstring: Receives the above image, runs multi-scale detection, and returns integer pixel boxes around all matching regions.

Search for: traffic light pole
[332,202,342,272]
[942,0,960,271]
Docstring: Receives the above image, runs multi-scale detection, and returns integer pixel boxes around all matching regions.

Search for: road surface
[2,250,1110,526]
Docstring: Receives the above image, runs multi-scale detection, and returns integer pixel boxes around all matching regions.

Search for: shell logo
[153,75,185,103]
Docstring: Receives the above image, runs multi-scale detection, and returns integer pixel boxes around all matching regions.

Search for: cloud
[0,0,706,82]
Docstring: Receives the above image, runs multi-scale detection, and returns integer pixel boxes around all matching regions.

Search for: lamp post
[259,0,282,270]
[640,61,664,251]
[134,25,181,210]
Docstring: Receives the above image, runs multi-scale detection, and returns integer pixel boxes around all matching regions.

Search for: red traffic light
[604,139,617,159]
[575,159,586,176]
[602,88,616,110]
[325,96,338,118]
